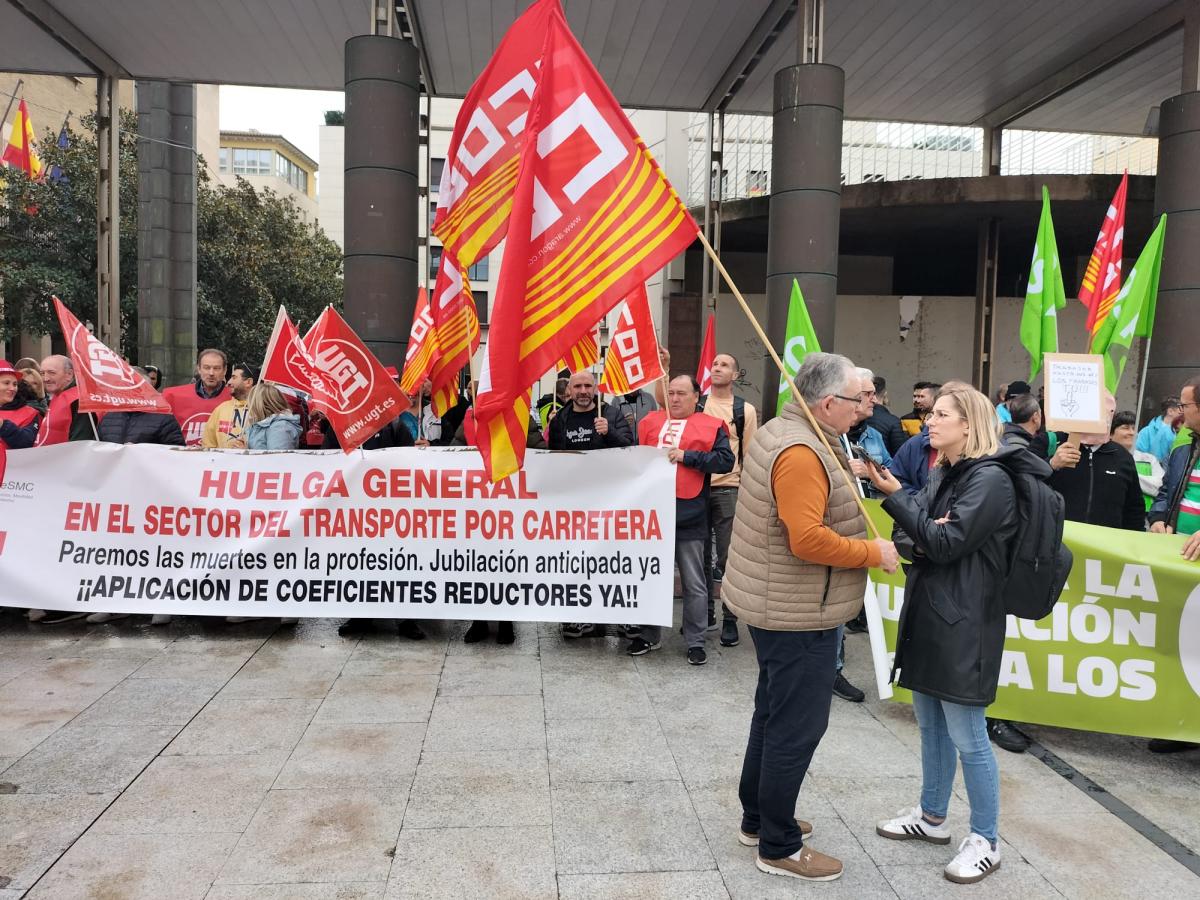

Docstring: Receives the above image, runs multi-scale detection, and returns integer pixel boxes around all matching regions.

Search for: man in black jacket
[866,375,909,456]
[547,370,633,451]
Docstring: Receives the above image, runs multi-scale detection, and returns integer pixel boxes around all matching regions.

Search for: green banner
[865,501,1200,742]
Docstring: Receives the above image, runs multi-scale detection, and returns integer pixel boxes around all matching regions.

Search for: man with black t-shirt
[549,370,633,639]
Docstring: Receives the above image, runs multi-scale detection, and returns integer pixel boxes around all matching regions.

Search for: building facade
[216,129,318,221]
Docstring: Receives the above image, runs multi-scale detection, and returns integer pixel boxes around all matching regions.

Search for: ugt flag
[1020,186,1066,381]
[600,284,664,395]
[776,279,821,414]
[52,297,170,414]
[696,314,716,394]
[1090,214,1166,392]
[474,1,699,481]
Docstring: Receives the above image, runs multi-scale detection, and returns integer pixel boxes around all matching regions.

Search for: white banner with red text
[0,444,676,623]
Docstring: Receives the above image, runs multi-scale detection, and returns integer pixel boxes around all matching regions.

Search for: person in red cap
[0,360,42,449]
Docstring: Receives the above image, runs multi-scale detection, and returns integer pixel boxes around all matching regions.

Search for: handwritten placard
[1042,353,1108,434]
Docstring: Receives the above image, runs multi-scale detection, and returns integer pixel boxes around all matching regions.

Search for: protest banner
[865,501,1200,743]
[0,444,676,624]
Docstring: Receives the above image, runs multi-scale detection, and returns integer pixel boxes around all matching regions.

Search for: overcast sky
[219,86,343,162]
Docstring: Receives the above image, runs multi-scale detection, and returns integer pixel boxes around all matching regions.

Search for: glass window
[429,245,442,281]
[473,291,488,325]
[218,147,228,172]
[467,258,489,282]
[430,157,446,189]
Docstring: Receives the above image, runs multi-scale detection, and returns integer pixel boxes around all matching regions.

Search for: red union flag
[430,0,555,266]
[696,314,716,394]
[474,5,699,480]
[1080,171,1127,336]
[600,284,663,395]
[261,306,347,409]
[427,251,481,416]
[52,297,171,414]
[400,287,441,398]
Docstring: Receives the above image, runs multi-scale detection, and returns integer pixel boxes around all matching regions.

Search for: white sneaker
[944,833,1001,884]
[876,806,952,844]
[149,615,173,626]
[86,612,130,624]
[27,608,47,622]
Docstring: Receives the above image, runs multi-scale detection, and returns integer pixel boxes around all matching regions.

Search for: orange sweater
[772,445,882,569]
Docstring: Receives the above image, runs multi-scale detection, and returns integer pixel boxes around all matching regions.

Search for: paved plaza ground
[0,608,1196,899]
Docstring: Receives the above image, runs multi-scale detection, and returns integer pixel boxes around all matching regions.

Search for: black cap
[1006,380,1032,397]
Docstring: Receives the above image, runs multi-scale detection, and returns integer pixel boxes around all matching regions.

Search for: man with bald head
[34,354,95,446]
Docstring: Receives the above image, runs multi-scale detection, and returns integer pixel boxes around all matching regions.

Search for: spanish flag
[2,100,44,179]
[474,2,698,481]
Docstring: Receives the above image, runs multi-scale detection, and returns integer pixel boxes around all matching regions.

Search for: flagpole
[697,231,883,540]
[0,79,23,133]
[1135,335,1153,426]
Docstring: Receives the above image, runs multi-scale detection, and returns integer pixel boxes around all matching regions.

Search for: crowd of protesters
[3,343,1199,886]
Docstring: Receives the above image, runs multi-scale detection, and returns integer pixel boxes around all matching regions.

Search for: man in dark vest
[633,374,733,665]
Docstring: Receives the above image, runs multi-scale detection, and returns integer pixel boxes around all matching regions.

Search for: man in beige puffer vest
[724,352,898,883]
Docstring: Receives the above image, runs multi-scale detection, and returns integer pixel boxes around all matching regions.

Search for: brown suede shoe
[756,846,843,881]
[738,818,814,846]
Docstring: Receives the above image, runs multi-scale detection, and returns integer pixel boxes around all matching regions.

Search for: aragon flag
[427,251,481,416]
[52,297,170,414]
[473,2,699,481]
[400,287,441,398]
[557,326,600,375]
[430,0,556,267]
[1079,171,1127,336]
[600,284,664,395]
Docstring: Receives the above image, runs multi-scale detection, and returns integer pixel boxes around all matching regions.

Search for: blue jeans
[911,690,1000,844]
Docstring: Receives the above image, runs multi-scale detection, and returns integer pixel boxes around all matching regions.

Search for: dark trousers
[738,625,839,859]
[705,486,739,622]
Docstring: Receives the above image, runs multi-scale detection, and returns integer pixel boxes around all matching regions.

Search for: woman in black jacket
[865,383,1018,886]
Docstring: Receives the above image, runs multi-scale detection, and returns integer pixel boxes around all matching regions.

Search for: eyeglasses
[1181,401,1199,411]
[929,409,966,421]
[833,393,864,404]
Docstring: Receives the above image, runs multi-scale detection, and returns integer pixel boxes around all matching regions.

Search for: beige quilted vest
[722,403,868,631]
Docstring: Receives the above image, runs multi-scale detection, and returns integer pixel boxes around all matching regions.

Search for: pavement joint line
[1024,736,1200,879]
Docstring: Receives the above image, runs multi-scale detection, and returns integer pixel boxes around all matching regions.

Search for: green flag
[1020,186,1067,381]
[1090,214,1166,392]
[776,279,822,415]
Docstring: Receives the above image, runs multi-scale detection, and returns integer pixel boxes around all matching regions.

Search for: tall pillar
[136,81,197,387]
[96,76,121,353]
[972,218,1000,393]
[1146,91,1200,413]
[343,36,420,369]
[761,63,844,415]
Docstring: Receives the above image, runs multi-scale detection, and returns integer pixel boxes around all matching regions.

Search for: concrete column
[343,36,420,370]
[972,218,1000,393]
[96,76,121,352]
[761,63,843,416]
[136,81,197,387]
[1146,91,1200,412]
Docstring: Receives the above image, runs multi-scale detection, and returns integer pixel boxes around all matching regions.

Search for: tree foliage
[1,110,342,366]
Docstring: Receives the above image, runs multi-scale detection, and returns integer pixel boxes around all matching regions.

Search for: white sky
[219,86,344,162]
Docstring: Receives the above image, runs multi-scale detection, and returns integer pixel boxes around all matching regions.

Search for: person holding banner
[865,383,1025,885]
[723,353,897,883]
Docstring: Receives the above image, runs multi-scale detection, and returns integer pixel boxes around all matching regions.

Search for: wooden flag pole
[696,232,882,540]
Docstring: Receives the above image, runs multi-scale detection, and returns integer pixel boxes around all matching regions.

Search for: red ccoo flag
[1079,171,1127,336]
[52,297,171,414]
[696,314,716,394]
[474,2,699,480]
[431,0,556,267]
[427,251,481,416]
[400,287,441,398]
[600,284,664,395]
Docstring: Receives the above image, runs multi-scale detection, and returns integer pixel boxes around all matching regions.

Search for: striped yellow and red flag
[474,2,699,481]
[400,287,441,398]
[600,284,664,395]
[430,0,555,267]
[556,326,600,374]
[1079,171,1126,337]
[427,251,481,416]
[1,100,44,179]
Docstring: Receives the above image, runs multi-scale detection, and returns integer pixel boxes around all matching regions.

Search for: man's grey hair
[794,352,857,405]
[44,354,72,373]
[1007,392,1040,425]
[857,367,874,381]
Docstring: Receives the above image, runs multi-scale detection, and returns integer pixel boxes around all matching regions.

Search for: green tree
[1,111,342,366]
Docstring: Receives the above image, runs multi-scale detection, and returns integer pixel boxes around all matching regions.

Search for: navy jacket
[889,429,932,495]
[1148,434,1200,530]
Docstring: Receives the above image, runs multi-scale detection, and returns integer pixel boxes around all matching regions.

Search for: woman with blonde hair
[865,382,1040,885]
[242,382,301,450]
[18,367,48,415]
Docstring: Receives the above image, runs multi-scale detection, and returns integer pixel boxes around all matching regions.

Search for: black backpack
[990,457,1073,620]
[697,395,746,464]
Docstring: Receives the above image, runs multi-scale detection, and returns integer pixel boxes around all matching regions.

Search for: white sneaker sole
[945,859,1001,884]
[738,824,815,847]
[755,856,842,881]
[876,824,951,845]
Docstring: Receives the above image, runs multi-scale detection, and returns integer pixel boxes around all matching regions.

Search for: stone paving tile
[405,749,551,828]
[543,668,655,720]
[24,830,240,900]
[206,884,386,899]
[424,694,545,751]
[552,780,715,875]
[164,697,319,757]
[219,656,346,700]
[444,623,540,656]
[342,641,446,676]
[0,791,115,891]
[0,698,89,758]
[878,860,1063,899]
[276,723,427,790]
[547,715,680,784]
[385,826,556,900]
[557,871,731,899]
[313,675,439,725]
[70,675,225,727]
[1,723,179,794]
[216,788,407,885]
[437,653,544,696]
[131,638,263,681]
[91,752,289,835]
